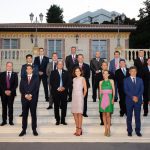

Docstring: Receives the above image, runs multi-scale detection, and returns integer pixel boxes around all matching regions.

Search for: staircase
[0,85,150,143]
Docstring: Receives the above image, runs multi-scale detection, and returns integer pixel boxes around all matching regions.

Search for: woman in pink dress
[71,67,87,136]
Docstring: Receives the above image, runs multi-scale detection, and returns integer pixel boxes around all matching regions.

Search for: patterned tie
[6,72,10,89]
[40,56,43,64]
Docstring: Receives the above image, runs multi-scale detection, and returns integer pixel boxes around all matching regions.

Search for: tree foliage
[46,4,65,23]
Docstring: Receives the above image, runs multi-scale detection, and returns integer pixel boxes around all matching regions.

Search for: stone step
[0,124,150,134]
[0,133,149,143]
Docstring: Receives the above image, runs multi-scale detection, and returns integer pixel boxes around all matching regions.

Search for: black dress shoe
[136,132,142,137]
[120,114,124,117]
[45,99,49,102]
[9,122,14,125]
[61,122,68,125]
[19,114,23,117]
[56,122,60,125]
[33,130,38,136]
[100,122,104,126]
[47,106,53,109]
[143,113,148,117]
[19,130,26,137]
[83,114,88,117]
[93,99,96,102]
[67,98,72,102]
[1,122,7,126]
[128,133,132,137]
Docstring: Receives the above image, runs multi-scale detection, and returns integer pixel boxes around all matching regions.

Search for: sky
[0,0,145,23]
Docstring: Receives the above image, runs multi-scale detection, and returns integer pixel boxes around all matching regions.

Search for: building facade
[69,9,120,24]
[0,23,136,72]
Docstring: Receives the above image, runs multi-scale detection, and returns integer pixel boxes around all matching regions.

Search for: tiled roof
[0,23,136,32]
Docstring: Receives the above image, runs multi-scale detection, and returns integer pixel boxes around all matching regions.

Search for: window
[47,39,63,58]
[3,39,19,49]
[91,40,108,59]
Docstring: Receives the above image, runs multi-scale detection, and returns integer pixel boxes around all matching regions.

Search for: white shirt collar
[28,74,33,77]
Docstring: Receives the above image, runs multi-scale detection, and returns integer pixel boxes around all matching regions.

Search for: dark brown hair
[72,66,84,77]
[129,66,137,71]
[114,51,120,55]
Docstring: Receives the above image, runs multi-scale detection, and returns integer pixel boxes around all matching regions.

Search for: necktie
[6,72,10,89]
[28,76,31,84]
[54,62,57,70]
[122,68,126,76]
[115,60,119,70]
[133,78,136,85]
[40,56,43,64]
[59,71,63,87]
[72,55,75,63]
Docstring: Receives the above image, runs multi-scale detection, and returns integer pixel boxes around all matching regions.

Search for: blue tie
[123,68,126,76]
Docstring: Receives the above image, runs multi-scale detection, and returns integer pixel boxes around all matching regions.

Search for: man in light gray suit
[46,52,58,109]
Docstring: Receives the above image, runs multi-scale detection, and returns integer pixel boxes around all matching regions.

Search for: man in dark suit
[90,51,104,102]
[19,65,39,136]
[124,66,144,137]
[19,54,39,117]
[115,59,130,117]
[50,61,70,125]
[98,61,114,125]
[46,52,58,109]
[0,62,18,126]
[65,47,78,102]
[109,51,122,102]
[74,54,90,117]
[142,58,150,116]
[134,50,147,77]
[34,47,49,102]
[21,54,38,79]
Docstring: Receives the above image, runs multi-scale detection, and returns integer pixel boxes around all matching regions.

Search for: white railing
[0,49,32,72]
[122,49,150,62]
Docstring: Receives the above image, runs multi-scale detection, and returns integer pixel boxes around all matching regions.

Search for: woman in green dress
[99,70,115,137]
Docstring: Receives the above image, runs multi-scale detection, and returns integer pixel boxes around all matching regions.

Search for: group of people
[0,47,149,138]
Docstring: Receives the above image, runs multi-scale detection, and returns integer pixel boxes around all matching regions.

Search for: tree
[46,4,65,23]
[129,0,150,48]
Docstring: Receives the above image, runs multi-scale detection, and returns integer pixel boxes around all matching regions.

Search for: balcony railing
[0,49,32,72]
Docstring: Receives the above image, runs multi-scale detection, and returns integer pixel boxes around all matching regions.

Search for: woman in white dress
[71,67,87,136]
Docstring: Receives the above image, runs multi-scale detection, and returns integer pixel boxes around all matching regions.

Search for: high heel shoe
[104,131,108,136]
[76,128,82,136]
[107,130,111,137]
[74,127,78,135]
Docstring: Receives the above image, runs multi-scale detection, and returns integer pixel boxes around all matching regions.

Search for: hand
[39,71,43,75]
[96,70,99,74]
[133,96,138,103]
[5,90,11,96]
[112,99,114,104]
[25,94,32,101]
[60,87,65,91]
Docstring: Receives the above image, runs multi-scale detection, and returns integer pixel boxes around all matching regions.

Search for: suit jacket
[115,68,130,93]
[20,75,39,102]
[65,55,78,73]
[50,69,70,93]
[90,58,104,75]
[34,56,49,76]
[148,81,150,101]
[21,64,39,79]
[142,66,150,96]
[0,71,18,96]
[46,61,57,80]
[109,58,122,75]
[134,57,147,77]
[74,63,90,88]
[124,77,144,105]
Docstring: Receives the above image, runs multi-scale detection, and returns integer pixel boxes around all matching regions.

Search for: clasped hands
[132,96,138,103]
[5,90,11,96]
[25,94,32,101]
[57,87,65,92]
